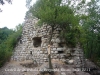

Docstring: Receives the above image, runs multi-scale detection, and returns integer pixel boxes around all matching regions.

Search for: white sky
[0,0,36,29]
[0,0,94,29]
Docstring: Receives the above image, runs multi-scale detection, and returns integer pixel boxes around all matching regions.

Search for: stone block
[57,48,63,51]
[55,51,58,53]
[52,48,57,51]
[56,38,60,43]
[68,59,74,64]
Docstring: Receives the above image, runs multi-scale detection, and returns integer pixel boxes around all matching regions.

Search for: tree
[0,0,32,12]
[0,24,23,67]
[0,0,12,5]
[0,27,14,44]
[29,0,79,74]
[0,0,12,12]
[30,0,78,43]
[80,0,100,63]
[26,0,32,8]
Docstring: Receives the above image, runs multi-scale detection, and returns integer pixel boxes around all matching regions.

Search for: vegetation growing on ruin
[29,0,80,47]
[0,0,100,68]
[29,0,100,66]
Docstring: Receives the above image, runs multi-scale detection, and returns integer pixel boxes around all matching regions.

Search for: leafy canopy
[30,0,78,28]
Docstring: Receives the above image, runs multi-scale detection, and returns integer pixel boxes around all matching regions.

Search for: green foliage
[26,0,32,8]
[0,24,22,67]
[0,27,14,44]
[30,0,77,27]
[79,0,100,64]
[27,0,100,66]
[29,0,79,47]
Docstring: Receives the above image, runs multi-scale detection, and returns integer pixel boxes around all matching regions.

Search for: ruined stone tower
[11,13,85,68]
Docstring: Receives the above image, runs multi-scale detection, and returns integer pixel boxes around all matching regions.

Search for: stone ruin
[11,14,85,68]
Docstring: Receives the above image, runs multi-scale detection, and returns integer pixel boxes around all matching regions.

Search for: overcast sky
[0,0,94,29]
[0,0,36,29]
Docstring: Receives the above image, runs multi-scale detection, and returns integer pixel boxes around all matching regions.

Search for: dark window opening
[51,42,53,45]
[58,51,64,54]
[30,51,32,55]
[20,40,22,44]
[58,43,64,47]
[33,37,41,47]
[58,30,61,33]
[44,35,48,38]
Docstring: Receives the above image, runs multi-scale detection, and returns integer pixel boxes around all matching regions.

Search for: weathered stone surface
[11,15,84,68]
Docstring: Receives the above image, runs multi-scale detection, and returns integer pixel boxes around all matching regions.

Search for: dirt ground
[0,59,92,75]
[0,60,40,75]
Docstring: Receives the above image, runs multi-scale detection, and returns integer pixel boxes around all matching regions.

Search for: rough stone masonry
[11,13,85,68]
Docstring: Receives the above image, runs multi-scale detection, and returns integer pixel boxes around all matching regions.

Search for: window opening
[33,37,41,47]
[30,51,32,55]
[58,43,64,47]
[58,51,64,54]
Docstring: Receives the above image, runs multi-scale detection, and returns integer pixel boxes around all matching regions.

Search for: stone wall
[11,15,85,67]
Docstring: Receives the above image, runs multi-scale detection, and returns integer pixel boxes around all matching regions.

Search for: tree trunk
[48,26,54,75]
